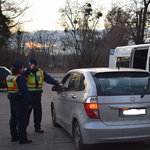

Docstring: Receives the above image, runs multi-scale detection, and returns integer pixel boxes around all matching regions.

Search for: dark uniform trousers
[9,100,27,139]
[27,93,42,130]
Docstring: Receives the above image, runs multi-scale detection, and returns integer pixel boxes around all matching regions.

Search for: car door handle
[72,95,76,99]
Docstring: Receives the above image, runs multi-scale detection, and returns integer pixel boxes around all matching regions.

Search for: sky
[23,0,115,32]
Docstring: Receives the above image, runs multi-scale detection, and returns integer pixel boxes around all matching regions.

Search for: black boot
[35,129,44,133]
[19,138,32,144]
[11,136,19,142]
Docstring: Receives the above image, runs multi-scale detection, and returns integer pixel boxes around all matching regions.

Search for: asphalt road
[1,73,150,150]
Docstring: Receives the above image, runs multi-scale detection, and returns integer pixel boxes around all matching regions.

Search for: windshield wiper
[141,76,150,98]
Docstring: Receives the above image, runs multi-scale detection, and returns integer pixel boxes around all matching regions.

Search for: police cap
[13,61,24,67]
[29,58,37,65]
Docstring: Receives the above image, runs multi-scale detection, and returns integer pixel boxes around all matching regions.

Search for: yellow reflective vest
[26,69,44,92]
[6,74,21,93]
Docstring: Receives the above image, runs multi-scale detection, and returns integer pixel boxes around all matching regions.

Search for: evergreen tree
[0,10,11,46]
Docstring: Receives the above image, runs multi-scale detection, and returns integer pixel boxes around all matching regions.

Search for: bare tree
[105,0,150,44]
[58,0,103,68]
[9,25,30,55]
[29,30,61,69]
[0,0,32,47]
[1,0,31,28]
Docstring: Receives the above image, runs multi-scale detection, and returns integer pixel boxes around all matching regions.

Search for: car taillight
[84,97,100,119]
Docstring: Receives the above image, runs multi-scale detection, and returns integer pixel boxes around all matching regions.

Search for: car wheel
[52,106,60,127]
[73,121,84,150]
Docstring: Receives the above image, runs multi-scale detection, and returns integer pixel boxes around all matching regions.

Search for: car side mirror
[51,85,57,91]
[58,86,63,92]
[51,85,63,92]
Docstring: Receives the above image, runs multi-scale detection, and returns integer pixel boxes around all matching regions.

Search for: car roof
[0,66,6,68]
[68,67,149,76]
[0,66,11,73]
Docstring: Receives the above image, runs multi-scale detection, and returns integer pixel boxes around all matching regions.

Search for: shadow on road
[86,141,150,150]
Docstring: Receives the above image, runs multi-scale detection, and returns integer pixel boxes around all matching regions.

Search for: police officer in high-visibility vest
[24,58,60,133]
[6,61,33,144]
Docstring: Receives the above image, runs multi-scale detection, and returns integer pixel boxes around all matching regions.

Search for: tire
[51,106,60,127]
[73,121,85,150]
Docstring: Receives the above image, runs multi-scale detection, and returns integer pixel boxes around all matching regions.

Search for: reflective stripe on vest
[6,74,20,93]
[26,69,44,91]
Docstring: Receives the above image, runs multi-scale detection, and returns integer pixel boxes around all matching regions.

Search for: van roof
[116,43,150,49]
[114,43,150,56]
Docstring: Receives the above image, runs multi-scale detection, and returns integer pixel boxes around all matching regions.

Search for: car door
[62,72,86,130]
[54,73,71,125]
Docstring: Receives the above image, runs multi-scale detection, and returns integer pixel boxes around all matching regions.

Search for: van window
[132,49,148,70]
[94,72,150,96]
[116,57,130,68]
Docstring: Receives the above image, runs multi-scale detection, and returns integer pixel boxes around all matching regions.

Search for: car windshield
[94,72,150,96]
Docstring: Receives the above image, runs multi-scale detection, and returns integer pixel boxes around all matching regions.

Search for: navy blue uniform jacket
[13,74,32,106]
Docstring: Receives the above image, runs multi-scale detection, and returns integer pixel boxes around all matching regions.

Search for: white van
[109,43,150,71]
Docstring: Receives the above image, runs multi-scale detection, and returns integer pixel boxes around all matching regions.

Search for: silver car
[51,68,150,150]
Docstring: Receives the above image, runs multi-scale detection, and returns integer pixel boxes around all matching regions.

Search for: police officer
[7,61,33,144]
[24,58,60,133]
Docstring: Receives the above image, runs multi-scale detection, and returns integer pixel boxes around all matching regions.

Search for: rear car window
[93,72,150,96]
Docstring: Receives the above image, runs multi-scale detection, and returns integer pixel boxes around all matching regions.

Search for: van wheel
[73,121,84,150]
[52,106,60,127]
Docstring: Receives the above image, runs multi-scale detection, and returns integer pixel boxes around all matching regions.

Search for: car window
[68,73,80,91]
[78,74,86,91]
[0,68,10,77]
[94,72,150,96]
[62,74,71,88]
